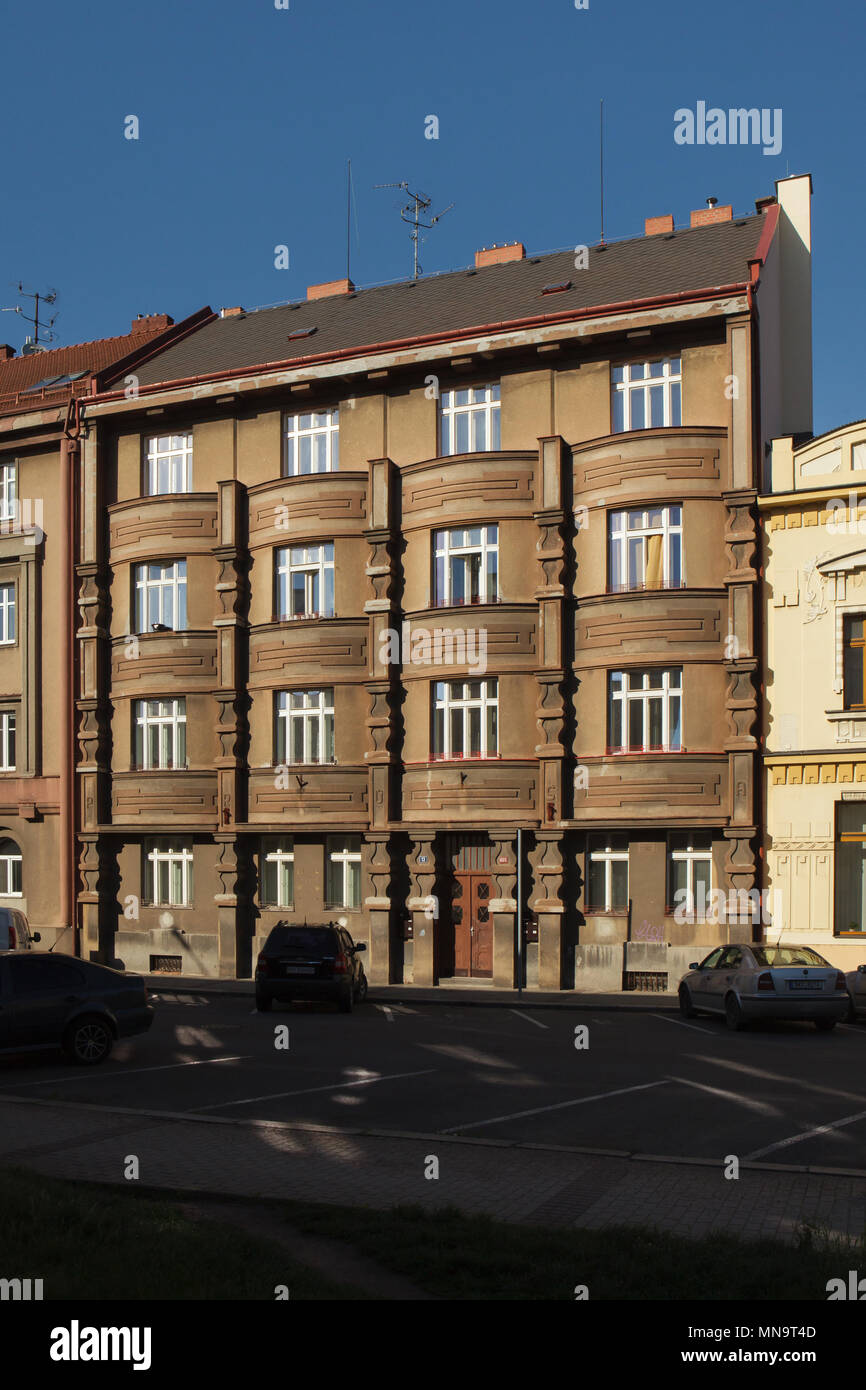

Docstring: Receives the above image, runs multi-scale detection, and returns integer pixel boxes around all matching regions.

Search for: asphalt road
[2,993,866,1170]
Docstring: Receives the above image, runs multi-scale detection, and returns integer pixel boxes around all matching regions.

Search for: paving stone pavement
[1,1097,865,1246]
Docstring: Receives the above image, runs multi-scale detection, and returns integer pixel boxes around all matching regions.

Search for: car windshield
[750,946,830,968]
[265,927,338,954]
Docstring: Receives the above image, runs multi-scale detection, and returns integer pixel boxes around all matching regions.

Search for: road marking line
[191,1067,437,1112]
[671,1075,779,1116]
[378,1005,395,1023]
[651,1013,714,1035]
[440,1079,668,1134]
[2,1055,251,1088]
[745,1106,866,1160]
[510,1009,548,1030]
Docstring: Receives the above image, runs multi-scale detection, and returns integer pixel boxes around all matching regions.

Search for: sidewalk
[144,974,672,1011]
[2,1095,865,1245]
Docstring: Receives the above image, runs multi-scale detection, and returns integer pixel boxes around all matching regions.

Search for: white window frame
[284,409,339,476]
[276,542,335,620]
[0,463,16,522]
[134,698,187,770]
[668,833,713,917]
[145,839,194,907]
[440,385,501,456]
[261,836,294,909]
[0,838,22,895]
[134,560,187,632]
[609,668,682,753]
[0,711,15,771]
[432,678,498,759]
[276,688,335,765]
[433,525,499,606]
[612,357,682,432]
[586,835,629,912]
[145,434,193,495]
[326,836,362,910]
[0,584,15,645]
[608,506,683,592]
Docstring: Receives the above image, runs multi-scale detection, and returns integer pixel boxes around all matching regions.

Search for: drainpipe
[60,396,81,952]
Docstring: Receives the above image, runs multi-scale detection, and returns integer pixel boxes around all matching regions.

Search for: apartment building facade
[0,312,210,951]
[76,175,812,989]
[762,419,866,968]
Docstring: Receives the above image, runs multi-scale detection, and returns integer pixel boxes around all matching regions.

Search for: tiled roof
[0,318,175,413]
[131,213,769,388]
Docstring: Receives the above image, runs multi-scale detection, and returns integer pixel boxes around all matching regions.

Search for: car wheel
[356,969,368,1003]
[63,1015,113,1066]
[678,985,697,1018]
[815,1018,837,1032]
[339,987,354,1014]
[725,994,745,1032]
[255,993,272,1012]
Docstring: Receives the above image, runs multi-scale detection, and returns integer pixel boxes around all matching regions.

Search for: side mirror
[858,964,866,974]
[354,942,367,953]
[32,932,41,943]
[689,961,699,971]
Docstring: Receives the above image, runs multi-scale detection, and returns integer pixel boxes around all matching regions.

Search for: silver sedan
[678,944,849,1031]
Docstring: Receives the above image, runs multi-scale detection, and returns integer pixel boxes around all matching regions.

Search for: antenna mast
[374,181,454,278]
[1,283,59,349]
[599,99,606,247]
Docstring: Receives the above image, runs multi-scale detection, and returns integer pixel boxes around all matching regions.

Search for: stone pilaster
[407,836,437,985]
[534,436,569,826]
[489,832,517,987]
[364,458,400,827]
[364,833,394,984]
[530,831,566,989]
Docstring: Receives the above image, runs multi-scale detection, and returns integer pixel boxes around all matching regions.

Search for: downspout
[61,394,82,953]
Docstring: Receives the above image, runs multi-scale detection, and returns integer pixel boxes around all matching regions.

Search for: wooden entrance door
[452,872,494,978]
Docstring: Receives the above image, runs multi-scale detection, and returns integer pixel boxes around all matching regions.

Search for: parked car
[255,922,368,1013]
[0,951,154,1064]
[844,963,866,1020]
[678,944,849,1031]
[0,907,40,951]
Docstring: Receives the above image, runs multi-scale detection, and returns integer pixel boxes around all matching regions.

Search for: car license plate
[285,965,315,975]
[788,979,818,991]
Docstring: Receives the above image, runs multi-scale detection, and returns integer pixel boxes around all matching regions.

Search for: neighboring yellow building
[762,421,866,967]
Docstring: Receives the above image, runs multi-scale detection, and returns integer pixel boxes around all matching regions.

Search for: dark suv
[255,922,368,1014]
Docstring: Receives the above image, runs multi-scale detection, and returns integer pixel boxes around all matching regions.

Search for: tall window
[433,526,498,606]
[432,679,498,759]
[440,385,500,455]
[843,616,866,709]
[612,358,682,432]
[608,507,683,592]
[276,543,335,620]
[145,434,193,495]
[261,837,294,908]
[586,834,629,911]
[326,836,362,909]
[284,410,339,475]
[836,804,866,934]
[134,561,187,632]
[275,688,335,764]
[0,837,22,895]
[668,832,712,916]
[0,711,15,771]
[0,463,16,522]
[609,669,682,752]
[134,699,187,770]
[144,839,193,907]
[0,584,15,644]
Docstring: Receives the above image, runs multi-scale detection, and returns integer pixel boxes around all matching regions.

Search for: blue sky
[2,0,862,433]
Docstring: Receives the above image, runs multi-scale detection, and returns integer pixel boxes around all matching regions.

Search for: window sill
[606,747,685,756]
[428,753,501,762]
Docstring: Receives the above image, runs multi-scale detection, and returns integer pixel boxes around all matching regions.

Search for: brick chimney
[0,345,15,361]
[475,243,525,268]
[645,215,674,236]
[220,306,245,318]
[130,314,174,335]
[690,202,733,228]
[306,278,355,301]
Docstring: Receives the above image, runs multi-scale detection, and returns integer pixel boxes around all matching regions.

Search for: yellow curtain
[644,534,663,589]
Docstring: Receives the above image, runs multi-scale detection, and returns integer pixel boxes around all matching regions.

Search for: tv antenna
[374,181,454,278]
[2,283,59,348]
